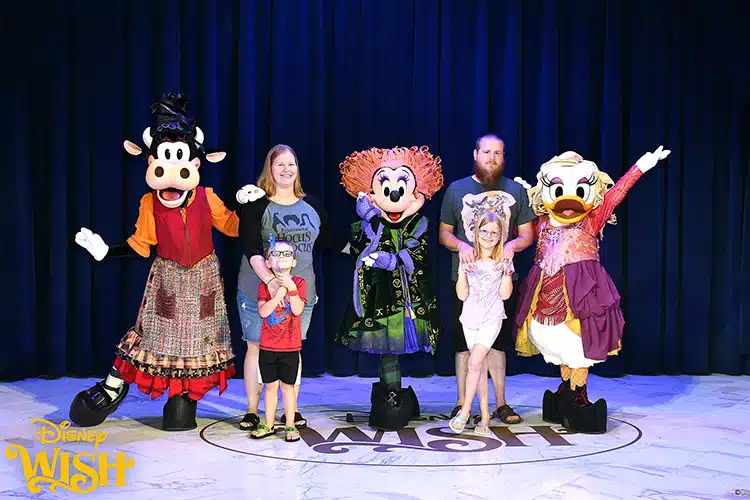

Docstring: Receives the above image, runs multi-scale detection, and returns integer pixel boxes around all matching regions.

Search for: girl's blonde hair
[257,144,305,198]
[472,211,507,261]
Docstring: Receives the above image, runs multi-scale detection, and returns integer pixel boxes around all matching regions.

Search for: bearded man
[439,134,536,424]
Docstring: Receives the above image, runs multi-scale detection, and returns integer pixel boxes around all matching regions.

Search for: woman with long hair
[236,144,350,431]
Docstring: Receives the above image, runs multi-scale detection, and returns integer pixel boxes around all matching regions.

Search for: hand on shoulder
[512,176,533,190]
[236,184,267,205]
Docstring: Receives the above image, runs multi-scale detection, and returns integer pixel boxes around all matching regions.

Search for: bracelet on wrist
[287,290,298,297]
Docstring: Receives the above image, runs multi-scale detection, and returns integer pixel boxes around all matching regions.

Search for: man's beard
[474,160,504,185]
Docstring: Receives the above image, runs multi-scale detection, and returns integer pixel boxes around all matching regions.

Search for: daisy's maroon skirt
[515,260,624,361]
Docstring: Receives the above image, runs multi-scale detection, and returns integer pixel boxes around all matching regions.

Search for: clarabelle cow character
[513,146,670,434]
[336,146,443,431]
[70,93,263,431]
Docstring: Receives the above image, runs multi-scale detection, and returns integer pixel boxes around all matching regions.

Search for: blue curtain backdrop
[4,0,750,382]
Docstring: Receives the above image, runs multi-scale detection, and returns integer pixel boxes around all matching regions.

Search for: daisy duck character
[70,93,263,431]
[337,146,444,431]
[513,146,670,434]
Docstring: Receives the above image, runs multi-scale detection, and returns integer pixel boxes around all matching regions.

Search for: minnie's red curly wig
[339,146,444,199]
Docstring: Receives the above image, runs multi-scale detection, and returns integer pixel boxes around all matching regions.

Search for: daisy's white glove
[635,145,671,173]
[513,176,532,190]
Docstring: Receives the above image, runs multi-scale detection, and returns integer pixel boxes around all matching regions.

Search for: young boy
[250,239,307,442]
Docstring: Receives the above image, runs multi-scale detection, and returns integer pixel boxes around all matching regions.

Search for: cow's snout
[145,157,201,196]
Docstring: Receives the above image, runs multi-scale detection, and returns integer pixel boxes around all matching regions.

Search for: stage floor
[1,373,748,499]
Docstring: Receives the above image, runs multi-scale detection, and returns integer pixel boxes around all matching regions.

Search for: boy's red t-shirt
[258,276,307,352]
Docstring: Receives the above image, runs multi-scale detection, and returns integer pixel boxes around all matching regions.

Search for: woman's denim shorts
[236,288,317,343]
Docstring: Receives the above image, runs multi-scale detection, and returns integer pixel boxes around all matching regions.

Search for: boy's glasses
[478,229,500,238]
[270,250,294,258]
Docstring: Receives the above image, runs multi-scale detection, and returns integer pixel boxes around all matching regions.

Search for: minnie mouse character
[70,93,261,431]
[337,146,444,431]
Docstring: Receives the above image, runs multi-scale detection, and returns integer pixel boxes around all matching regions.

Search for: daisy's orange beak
[543,196,594,224]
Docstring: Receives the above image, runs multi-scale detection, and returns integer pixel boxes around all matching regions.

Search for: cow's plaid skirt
[113,252,235,400]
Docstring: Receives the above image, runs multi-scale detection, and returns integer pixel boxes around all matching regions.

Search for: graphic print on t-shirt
[459,190,517,243]
[271,211,317,254]
[267,303,292,327]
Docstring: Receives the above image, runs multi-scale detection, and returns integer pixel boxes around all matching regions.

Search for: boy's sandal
[449,414,467,434]
[284,426,300,442]
[250,424,275,439]
[493,404,522,424]
[473,422,491,436]
[239,413,260,430]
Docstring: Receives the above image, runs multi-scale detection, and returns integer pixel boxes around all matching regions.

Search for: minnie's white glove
[635,145,671,173]
[74,227,109,261]
[236,184,266,204]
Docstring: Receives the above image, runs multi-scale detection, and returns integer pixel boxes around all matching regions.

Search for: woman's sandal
[250,424,275,439]
[473,422,491,436]
[276,411,307,429]
[294,411,307,429]
[284,426,300,442]
[449,414,468,434]
[239,413,260,431]
[493,404,523,424]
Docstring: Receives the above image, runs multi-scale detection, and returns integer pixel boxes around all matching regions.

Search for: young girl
[449,212,514,435]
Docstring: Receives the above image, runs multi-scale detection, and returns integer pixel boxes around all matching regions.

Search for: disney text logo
[5,419,135,494]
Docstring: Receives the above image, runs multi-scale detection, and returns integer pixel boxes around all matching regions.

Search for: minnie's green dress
[337,212,441,359]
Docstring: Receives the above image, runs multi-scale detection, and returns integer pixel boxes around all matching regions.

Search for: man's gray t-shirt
[440,175,537,281]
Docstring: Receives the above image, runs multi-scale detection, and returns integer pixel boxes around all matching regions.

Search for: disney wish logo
[300,413,574,454]
[201,406,642,468]
[5,419,134,494]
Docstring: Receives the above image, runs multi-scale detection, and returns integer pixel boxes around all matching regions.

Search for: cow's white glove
[75,227,109,261]
[236,184,266,204]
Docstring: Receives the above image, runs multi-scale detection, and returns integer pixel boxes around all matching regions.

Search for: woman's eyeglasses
[478,229,500,238]
[270,250,294,258]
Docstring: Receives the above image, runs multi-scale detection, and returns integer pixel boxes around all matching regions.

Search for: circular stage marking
[200,402,641,467]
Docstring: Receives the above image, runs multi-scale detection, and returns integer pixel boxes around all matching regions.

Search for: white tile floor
[1,373,749,499]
